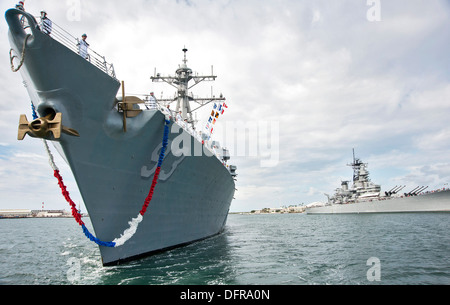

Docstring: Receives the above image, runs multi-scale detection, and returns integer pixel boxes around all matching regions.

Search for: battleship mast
[151,48,225,129]
[349,148,365,184]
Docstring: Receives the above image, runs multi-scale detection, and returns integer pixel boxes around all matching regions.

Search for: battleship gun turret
[412,186,428,196]
[385,185,398,197]
[385,185,406,197]
[405,186,421,197]
[394,185,406,194]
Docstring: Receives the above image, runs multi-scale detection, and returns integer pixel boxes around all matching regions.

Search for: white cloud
[0,142,81,210]
[1,0,450,212]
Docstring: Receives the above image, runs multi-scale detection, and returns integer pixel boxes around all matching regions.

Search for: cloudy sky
[0,0,449,213]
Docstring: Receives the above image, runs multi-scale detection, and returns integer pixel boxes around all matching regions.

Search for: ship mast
[349,148,364,184]
[151,48,225,129]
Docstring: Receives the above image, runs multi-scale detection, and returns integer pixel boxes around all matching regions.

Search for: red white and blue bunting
[36,104,171,248]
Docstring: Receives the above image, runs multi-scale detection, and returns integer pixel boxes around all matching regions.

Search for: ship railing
[48,19,117,79]
[27,15,117,79]
[118,93,228,163]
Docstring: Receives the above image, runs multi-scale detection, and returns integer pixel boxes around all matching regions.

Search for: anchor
[117,81,144,132]
[18,112,80,140]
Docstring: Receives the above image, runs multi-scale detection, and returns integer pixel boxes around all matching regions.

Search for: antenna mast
[151,48,225,129]
[349,148,362,183]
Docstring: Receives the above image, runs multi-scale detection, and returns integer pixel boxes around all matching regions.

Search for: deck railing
[46,19,117,79]
[20,13,117,79]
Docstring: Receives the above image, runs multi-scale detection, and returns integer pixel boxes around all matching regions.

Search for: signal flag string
[35,104,171,248]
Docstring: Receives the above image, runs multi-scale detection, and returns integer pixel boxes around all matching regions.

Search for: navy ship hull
[6,9,235,266]
[307,190,450,215]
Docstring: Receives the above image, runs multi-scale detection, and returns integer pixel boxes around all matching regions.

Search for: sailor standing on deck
[77,34,90,60]
[145,92,157,110]
[16,1,26,27]
[15,1,25,11]
[40,11,52,35]
[162,105,173,119]
[176,111,182,123]
[182,119,188,130]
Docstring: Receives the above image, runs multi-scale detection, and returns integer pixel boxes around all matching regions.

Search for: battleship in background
[6,7,236,265]
[306,150,450,214]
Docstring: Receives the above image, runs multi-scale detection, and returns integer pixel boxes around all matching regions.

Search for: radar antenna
[151,48,226,129]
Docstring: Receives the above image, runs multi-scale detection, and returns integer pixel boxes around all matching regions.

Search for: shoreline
[0,209,88,219]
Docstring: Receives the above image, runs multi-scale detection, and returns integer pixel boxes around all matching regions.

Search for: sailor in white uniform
[77,34,90,60]
[145,92,157,110]
[176,111,182,123]
[15,1,25,11]
[181,119,188,130]
[162,105,173,119]
[40,11,52,35]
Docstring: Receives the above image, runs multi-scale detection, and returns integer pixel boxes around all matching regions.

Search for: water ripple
[0,214,449,285]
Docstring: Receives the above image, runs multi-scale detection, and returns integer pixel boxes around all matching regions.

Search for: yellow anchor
[18,112,80,140]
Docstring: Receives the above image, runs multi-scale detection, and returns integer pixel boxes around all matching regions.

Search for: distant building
[34,211,63,218]
[31,210,71,218]
[252,206,306,214]
[287,206,306,213]
[0,209,32,218]
[0,210,73,219]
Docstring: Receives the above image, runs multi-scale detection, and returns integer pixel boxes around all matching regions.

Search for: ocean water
[0,213,449,285]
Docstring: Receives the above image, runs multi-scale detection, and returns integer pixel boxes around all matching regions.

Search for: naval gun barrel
[385,185,397,197]
[394,185,406,194]
[392,185,406,194]
[385,185,406,197]
[413,186,428,195]
[405,186,421,196]
[410,186,425,196]
[387,186,398,193]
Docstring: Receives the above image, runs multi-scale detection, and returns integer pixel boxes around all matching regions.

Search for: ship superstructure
[326,150,381,205]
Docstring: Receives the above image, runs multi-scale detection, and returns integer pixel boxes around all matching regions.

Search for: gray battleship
[307,150,450,214]
[6,7,236,265]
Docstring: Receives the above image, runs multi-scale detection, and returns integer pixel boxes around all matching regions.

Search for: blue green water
[0,213,449,285]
